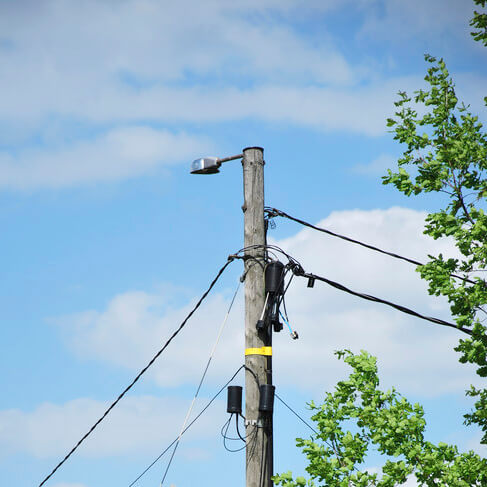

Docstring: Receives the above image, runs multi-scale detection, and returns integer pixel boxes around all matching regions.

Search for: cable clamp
[245,419,263,427]
[292,264,306,276]
[245,346,272,356]
[264,207,283,218]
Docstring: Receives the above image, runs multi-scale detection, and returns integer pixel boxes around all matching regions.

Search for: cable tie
[245,346,272,356]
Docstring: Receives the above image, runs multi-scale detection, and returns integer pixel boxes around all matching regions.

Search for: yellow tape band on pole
[245,346,272,356]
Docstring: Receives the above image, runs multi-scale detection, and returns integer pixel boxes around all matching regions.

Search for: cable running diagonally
[128,365,245,487]
[160,278,242,486]
[265,207,477,285]
[275,393,317,434]
[296,270,472,335]
[275,392,363,475]
[38,256,236,487]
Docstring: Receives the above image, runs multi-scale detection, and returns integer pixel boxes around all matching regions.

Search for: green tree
[274,351,487,487]
[471,0,487,46]
[382,0,487,443]
[275,2,487,485]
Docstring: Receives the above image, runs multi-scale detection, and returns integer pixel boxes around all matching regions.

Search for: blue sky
[1,1,487,486]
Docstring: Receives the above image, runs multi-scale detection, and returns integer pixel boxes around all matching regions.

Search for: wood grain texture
[242,147,273,487]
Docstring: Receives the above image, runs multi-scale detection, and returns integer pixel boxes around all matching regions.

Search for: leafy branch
[274,351,487,487]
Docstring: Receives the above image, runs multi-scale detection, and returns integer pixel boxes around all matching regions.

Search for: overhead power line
[265,207,477,286]
[38,256,236,487]
[295,269,472,336]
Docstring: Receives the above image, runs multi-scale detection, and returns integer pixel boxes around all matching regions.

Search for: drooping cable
[128,365,245,487]
[295,269,472,335]
[259,430,266,487]
[265,207,477,285]
[235,413,246,443]
[242,365,261,467]
[222,416,246,452]
[160,278,242,486]
[221,414,256,453]
[38,256,236,487]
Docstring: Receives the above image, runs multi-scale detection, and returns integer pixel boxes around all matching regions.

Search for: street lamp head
[190,157,221,175]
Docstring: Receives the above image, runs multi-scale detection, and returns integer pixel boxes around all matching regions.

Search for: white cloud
[0,0,483,191]
[351,153,397,175]
[57,288,245,388]
[0,0,479,142]
[6,207,478,462]
[271,207,476,396]
[0,127,213,189]
[55,207,479,397]
[0,71,420,138]
[0,395,223,459]
[465,433,487,457]
[0,0,355,130]
[0,0,353,85]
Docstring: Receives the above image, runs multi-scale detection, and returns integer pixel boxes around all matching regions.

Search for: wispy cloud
[0,395,222,458]
[351,153,397,176]
[0,0,484,191]
[0,127,213,189]
[1,0,482,142]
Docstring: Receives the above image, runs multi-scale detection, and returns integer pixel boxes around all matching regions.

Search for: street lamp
[190,147,272,487]
[190,154,244,175]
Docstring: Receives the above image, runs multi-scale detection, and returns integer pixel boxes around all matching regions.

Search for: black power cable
[221,414,256,453]
[38,256,236,487]
[296,269,472,336]
[265,207,478,286]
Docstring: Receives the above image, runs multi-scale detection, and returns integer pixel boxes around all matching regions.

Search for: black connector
[272,319,283,332]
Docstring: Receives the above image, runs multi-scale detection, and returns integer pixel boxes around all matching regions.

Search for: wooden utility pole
[242,147,273,487]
